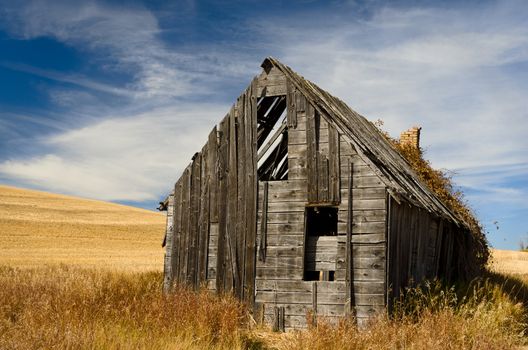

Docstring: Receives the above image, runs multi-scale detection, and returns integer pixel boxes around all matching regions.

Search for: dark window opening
[303,206,338,281]
[257,96,288,181]
[303,270,336,281]
[304,270,320,281]
[306,206,338,236]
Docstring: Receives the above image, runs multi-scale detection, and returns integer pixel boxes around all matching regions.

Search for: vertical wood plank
[306,102,318,202]
[216,117,229,293]
[312,281,318,326]
[346,161,354,315]
[295,90,306,113]
[258,181,269,262]
[318,154,329,202]
[188,152,201,288]
[273,307,280,332]
[287,79,297,128]
[198,144,210,286]
[227,106,239,294]
[386,194,392,311]
[208,127,219,222]
[301,205,308,281]
[172,180,183,285]
[279,306,285,332]
[163,193,175,292]
[434,220,444,277]
[329,124,340,203]
[244,78,258,306]
[205,126,217,282]
[179,166,191,285]
[236,94,247,298]
[446,225,454,282]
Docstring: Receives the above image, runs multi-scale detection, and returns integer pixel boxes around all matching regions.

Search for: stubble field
[0,185,165,270]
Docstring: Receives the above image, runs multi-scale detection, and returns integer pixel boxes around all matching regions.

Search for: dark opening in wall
[303,206,338,281]
[303,270,335,281]
[306,206,338,237]
[257,96,288,181]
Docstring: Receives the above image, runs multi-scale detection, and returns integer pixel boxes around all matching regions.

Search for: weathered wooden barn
[160,57,476,330]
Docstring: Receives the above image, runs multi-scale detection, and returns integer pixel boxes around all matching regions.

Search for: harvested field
[489,249,528,275]
[0,185,165,270]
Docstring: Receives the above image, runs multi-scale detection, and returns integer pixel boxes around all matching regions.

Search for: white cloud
[0,104,227,201]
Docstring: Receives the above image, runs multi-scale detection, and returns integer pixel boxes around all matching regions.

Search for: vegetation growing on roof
[374,120,490,272]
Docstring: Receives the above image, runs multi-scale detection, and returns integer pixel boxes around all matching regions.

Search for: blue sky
[0,0,526,250]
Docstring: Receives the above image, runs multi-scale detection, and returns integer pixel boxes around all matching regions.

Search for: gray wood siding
[163,79,259,308]
[254,88,387,330]
[338,134,387,322]
[387,199,472,308]
[162,193,175,292]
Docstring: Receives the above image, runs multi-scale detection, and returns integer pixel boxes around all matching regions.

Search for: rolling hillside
[0,185,166,270]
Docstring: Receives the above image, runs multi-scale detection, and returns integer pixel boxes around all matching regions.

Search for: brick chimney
[399,126,421,149]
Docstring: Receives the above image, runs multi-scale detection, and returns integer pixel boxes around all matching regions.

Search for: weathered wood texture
[338,134,387,324]
[303,97,340,204]
[163,80,259,306]
[162,193,175,292]
[387,197,465,306]
[254,93,388,329]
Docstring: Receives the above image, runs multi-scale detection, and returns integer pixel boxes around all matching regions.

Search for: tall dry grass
[277,277,527,350]
[1,265,526,350]
[0,265,251,350]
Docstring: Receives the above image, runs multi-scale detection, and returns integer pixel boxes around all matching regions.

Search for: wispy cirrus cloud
[0,0,255,100]
[0,62,134,97]
[0,103,227,201]
[0,0,189,98]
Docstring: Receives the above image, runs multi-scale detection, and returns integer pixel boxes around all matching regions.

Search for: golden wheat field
[1,184,528,349]
[0,185,165,270]
[490,249,528,275]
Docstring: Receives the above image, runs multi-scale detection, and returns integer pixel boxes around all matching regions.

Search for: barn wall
[163,193,175,291]
[254,86,388,330]
[387,198,462,305]
[339,134,388,324]
[164,78,259,307]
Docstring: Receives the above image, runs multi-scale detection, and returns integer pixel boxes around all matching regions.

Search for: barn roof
[262,57,465,227]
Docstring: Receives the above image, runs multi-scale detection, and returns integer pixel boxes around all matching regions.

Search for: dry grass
[0,185,165,270]
[273,277,527,350]
[0,266,250,350]
[1,265,526,350]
